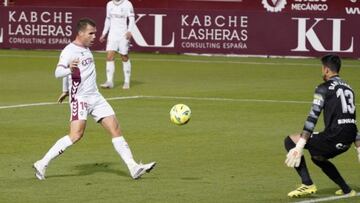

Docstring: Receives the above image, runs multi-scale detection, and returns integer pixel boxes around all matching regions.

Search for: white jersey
[56,43,99,99]
[102,0,135,41]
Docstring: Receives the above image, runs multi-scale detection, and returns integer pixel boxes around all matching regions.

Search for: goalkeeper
[284,54,359,198]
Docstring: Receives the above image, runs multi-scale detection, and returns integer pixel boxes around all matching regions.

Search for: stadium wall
[0,0,359,58]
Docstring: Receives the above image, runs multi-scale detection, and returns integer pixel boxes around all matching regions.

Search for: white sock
[112,136,137,169]
[106,61,115,84]
[122,60,131,84]
[40,135,73,166]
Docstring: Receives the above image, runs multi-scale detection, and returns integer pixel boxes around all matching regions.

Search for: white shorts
[106,38,130,55]
[70,94,115,122]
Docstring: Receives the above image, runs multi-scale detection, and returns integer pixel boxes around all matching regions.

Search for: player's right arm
[285,85,327,168]
[55,60,79,78]
[55,51,79,78]
[55,50,78,103]
[125,2,135,40]
[55,50,71,78]
[301,85,327,139]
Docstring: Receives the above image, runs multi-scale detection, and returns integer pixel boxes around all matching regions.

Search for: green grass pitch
[0,49,359,203]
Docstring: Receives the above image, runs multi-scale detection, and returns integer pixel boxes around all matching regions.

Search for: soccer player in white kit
[33,18,155,180]
[99,0,135,89]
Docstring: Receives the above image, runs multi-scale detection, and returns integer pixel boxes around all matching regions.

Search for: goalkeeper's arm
[285,86,325,168]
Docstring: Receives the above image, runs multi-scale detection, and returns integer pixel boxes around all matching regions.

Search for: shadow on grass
[48,162,128,179]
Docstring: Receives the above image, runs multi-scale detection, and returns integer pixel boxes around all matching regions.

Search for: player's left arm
[285,85,326,167]
[57,77,69,103]
[125,3,135,40]
[57,92,69,104]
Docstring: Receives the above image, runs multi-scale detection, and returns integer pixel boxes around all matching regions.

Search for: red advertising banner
[0,0,359,58]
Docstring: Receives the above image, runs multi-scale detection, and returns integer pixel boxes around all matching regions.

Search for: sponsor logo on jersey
[81,57,93,66]
[262,0,287,13]
[337,118,356,125]
[335,143,349,150]
[291,0,328,12]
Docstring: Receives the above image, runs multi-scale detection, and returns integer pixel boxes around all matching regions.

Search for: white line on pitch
[140,95,311,104]
[293,192,360,203]
[0,53,317,66]
[0,102,59,110]
[1,95,359,110]
[0,96,141,110]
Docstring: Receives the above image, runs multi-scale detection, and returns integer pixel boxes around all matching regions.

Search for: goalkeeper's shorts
[305,131,355,159]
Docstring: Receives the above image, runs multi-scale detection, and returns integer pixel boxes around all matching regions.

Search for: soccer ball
[170,104,191,125]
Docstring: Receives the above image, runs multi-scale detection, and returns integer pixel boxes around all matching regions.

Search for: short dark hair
[321,54,341,73]
[76,18,96,32]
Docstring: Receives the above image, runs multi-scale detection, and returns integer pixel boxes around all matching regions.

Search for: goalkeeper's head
[321,54,341,81]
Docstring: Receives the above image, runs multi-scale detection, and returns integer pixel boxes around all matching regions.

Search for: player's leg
[307,132,355,195]
[120,54,131,89]
[33,120,86,180]
[311,156,353,195]
[91,96,155,179]
[119,38,131,89]
[99,115,156,179]
[100,115,136,167]
[285,135,314,185]
[100,43,117,88]
[285,134,317,197]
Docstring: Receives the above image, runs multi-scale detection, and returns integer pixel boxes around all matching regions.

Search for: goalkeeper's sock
[311,158,351,194]
[40,135,73,166]
[296,157,313,185]
[112,136,137,169]
[284,136,295,151]
[284,136,313,185]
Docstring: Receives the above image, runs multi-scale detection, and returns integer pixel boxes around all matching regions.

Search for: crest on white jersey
[262,0,287,13]
[113,0,125,5]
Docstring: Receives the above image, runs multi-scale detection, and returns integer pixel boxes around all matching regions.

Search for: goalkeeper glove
[285,137,306,168]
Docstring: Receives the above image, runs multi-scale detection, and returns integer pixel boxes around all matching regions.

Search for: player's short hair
[76,18,96,33]
[321,54,341,73]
